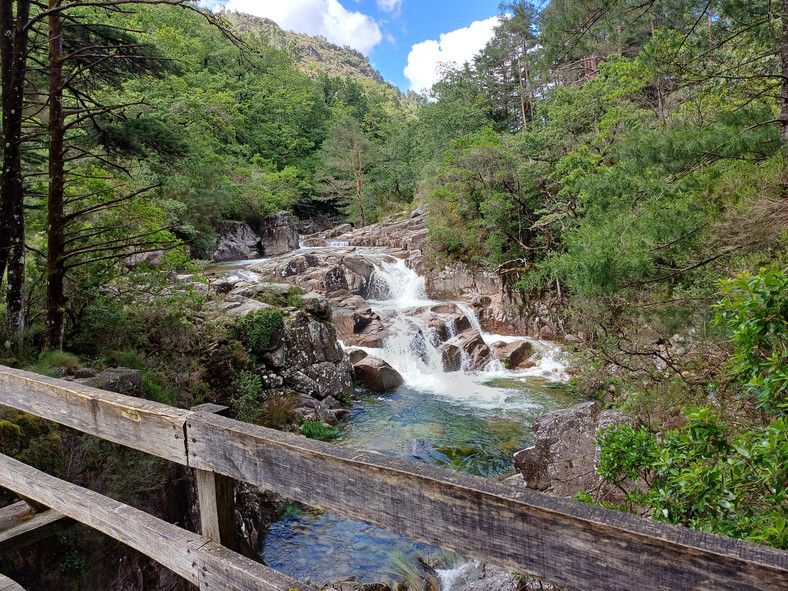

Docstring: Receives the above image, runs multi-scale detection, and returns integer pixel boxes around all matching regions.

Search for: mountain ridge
[224,12,389,86]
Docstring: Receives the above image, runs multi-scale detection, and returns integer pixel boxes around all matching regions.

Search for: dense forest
[1,0,787,575]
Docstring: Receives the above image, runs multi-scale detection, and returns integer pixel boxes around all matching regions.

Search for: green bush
[230,370,264,422]
[235,308,284,356]
[300,420,340,441]
[715,268,788,415]
[596,408,788,548]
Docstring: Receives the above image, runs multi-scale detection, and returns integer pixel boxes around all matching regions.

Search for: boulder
[440,343,462,372]
[332,307,389,348]
[513,401,641,504]
[345,348,369,364]
[353,356,404,391]
[124,249,167,269]
[80,367,141,395]
[445,329,492,371]
[210,220,260,262]
[259,211,299,257]
[490,340,533,369]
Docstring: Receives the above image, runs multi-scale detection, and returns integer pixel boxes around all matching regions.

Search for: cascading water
[263,249,580,590]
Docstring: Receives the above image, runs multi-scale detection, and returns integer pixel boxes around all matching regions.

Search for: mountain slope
[224,12,387,85]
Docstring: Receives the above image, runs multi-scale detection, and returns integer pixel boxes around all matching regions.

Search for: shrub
[230,370,264,422]
[235,308,284,356]
[300,420,340,440]
[715,268,788,415]
[596,408,788,548]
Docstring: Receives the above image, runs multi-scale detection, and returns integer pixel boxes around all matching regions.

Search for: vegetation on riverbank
[0,0,786,564]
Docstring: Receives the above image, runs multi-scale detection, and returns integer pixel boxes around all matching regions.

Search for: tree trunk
[1,0,30,349]
[43,0,66,351]
[354,170,365,227]
[517,54,527,130]
[781,0,788,157]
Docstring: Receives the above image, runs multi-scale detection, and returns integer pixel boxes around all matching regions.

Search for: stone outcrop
[250,248,376,299]
[332,307,389,348]
[490,340,533,369]
[350,352,404,392]
[259,211,299,256]
[205,277,354,424]
[427,262,564,339]
[513,402,641,504]
[301,210,428,250]
[210,220,260,262]
[77,367,142,394]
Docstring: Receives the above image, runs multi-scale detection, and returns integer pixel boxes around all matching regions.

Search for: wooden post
[190,404,238,552]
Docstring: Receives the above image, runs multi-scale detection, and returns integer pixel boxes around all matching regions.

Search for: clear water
[262,378,578,588]
[207,248,579,588]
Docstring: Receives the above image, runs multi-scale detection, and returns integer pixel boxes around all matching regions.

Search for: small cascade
[326,239,350,247]
[215,244,577,590]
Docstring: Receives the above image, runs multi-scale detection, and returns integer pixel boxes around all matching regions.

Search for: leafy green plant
[230,370,264,422]
[596,408,788,548]
[300,420,340,440]
[715,268,788,414]
[235,308,284,356]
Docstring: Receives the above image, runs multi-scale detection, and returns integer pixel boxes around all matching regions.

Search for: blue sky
[203,0,504,92]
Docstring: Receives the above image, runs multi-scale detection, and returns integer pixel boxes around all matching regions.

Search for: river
[212,247,579,590]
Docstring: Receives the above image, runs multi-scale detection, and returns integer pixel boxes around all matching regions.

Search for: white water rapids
[356,255,568,405]
[251,247,577,591]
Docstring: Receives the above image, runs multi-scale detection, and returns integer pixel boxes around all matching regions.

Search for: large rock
[259,211,299,257]
[445,329,492,371]
[490,340,533,369]
[440,343,462,372]
[210,220,260,262]
[332,307,389,348]
[353,356,404,391]
[250,248,374,298]
[79,367,141,395]
[513,402,640,504]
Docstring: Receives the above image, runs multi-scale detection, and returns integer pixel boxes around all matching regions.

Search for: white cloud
[404,16,500,93]
[222,0,383,55]
[376,0,402,15]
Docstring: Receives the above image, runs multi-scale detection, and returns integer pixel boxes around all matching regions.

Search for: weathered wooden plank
[187,412,788,591]
[195,469,238,552]
[0,367,189,465]
[0,501,67,553]
[0,454,315,591]
[191,403,238,551]
[0,574,26,591]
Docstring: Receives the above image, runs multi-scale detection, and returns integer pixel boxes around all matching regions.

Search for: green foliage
[300,420,340,440]
[716,269,788,414]
[61,552,87,574]
[596,408,788,548]
[235,309,285,356]
[27,351,82,377]
[597,424,660,484]
[230,370,264,422]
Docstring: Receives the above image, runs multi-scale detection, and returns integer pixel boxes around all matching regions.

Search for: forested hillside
[0,0,786,566]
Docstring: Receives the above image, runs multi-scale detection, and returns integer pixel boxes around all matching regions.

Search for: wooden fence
[0,366,787,590]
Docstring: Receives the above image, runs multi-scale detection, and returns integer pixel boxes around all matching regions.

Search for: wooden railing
[0,366,787,590]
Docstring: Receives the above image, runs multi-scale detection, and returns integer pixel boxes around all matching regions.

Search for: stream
[212,247,580,590]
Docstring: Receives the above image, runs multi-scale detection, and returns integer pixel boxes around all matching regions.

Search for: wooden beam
[186,412,788,591]
[0,453,315,591]
[2,368,787,590]
[0,501,67,554]
[195,467,238,552]
[0,574,26,591]
[0,366,190,465]
[191,404,237,551]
